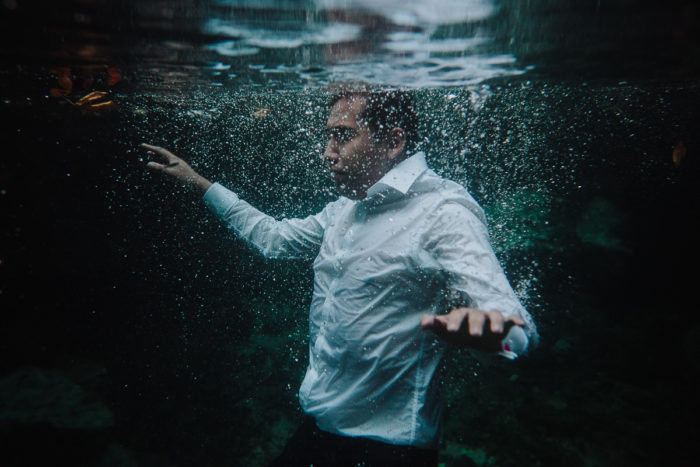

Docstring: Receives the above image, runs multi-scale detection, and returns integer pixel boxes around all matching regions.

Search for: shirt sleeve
[420,201,538,357]
[202,182,330,260]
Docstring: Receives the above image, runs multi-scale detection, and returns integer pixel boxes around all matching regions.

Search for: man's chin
[336,182,365,200]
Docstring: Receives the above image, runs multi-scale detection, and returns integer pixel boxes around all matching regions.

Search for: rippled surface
[201,0,524,87]
[2,0,698,91]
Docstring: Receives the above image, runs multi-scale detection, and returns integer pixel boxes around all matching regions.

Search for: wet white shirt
[203,152,537,448]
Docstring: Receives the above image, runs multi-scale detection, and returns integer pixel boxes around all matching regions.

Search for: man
[143,89,536,466]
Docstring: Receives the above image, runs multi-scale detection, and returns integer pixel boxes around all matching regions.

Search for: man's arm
[143,143,329,259]
[419,201,537,357]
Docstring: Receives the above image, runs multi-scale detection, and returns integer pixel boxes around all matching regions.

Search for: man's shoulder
[412,170,488,226]
[413,167,467,195]
[325,196,353,211]
[316,196,353,221]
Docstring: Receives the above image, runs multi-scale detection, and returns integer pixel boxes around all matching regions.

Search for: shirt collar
[366,151,428,198]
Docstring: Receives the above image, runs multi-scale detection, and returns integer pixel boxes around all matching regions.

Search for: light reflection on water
[204,0,524,87]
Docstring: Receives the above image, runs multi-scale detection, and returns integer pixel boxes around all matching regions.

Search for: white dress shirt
[203,152,537,448]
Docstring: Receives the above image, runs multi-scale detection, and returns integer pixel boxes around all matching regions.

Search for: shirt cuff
[202,182,240,218]
[498,326,528,359]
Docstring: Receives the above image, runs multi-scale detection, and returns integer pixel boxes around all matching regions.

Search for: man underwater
[144,89,537,466]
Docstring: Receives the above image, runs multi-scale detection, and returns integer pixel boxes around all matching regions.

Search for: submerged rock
[576,197,629,252]
[486,188,559,253]
[0,366,114,430]
[441,442,493,466]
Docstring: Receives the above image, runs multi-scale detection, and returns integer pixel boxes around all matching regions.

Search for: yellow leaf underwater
[252,107,270,118]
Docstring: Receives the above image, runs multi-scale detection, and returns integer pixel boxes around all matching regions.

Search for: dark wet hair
[329,88,419,157]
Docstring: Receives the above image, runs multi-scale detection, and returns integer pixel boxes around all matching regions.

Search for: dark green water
[1,1,699,466]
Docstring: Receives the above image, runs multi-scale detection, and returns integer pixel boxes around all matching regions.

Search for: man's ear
[386,127,406,160]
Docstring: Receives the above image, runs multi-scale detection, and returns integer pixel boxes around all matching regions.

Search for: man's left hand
[421,308,525,352]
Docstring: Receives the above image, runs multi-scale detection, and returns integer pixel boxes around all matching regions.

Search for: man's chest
[313,199,442,294]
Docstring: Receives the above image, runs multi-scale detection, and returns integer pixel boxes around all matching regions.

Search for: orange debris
[672,141,687,166]
[107,67,122,85]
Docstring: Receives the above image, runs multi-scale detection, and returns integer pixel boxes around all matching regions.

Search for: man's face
[324,96,390,200]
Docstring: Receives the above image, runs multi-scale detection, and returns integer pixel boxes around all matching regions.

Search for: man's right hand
[142,143,212,194]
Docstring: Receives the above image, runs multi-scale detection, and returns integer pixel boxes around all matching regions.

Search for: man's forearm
[202,183,326,260]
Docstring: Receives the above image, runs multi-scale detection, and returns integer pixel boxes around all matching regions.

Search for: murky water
[1,1,699,466]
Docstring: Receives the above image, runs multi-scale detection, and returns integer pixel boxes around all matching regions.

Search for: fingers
[421,314,448,338]
[145,160,167,172]
[420,313,436,330]
[422,307,526,351]
[141,143,188,177]
[141,142,171,156]
[421,308,470,338]
[487,310,505,334]
[507,313,526,327]
[422,308,478,336]
[467,309,486,336]
[141,143,178,164]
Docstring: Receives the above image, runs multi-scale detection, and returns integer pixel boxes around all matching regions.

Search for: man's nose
[323,140,338,164]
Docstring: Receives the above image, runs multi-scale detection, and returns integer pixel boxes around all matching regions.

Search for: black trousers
[268,417,438,467]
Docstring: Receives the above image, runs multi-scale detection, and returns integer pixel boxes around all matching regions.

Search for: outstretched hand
[421,307,525,352]
[142,143,212,193]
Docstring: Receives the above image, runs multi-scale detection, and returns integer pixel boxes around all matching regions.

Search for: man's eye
[330,129,355,143]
